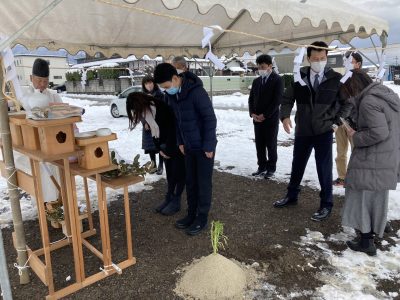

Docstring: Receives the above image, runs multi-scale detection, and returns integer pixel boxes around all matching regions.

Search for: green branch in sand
[210,220,228,255]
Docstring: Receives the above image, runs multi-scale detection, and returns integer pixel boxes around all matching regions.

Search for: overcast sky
[349,0,400,44]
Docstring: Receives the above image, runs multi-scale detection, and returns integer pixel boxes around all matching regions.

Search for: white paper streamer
[343,52,354,73]
[272,57,279,74]
[205,50,225,70]
[377,52,386,80]
[202,26,225,70]
[293,47,307,86]
[340,70,353,83]
[0,34,24,107]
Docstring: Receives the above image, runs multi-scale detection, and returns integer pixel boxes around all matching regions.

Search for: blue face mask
[166,86,179,95]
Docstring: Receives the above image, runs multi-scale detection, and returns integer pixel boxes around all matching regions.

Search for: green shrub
[66,71,81,82]
[97,68,120,80]
[87,70,97,81]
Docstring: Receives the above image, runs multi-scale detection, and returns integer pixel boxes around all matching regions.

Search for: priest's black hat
[32,58,49,77]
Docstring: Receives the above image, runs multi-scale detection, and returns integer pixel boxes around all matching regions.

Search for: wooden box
[8,113,40,150]
[21,125,40,150]
[37,124,75,155]
[25,117,81,155]
[8,114,26,146]
[76,133,117,170]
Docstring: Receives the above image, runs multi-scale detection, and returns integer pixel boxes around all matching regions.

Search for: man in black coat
[248,54,283,178]
[274,41,352,221]
[154,63,217,236]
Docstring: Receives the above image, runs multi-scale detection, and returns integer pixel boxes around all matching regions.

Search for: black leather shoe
[310,207,331,221]
[384,222,393,233]
[264,171,275,179]
[346,239,376,256]
[251,167,267,176]
[185,218,207,236]
[175,215,195,229]
[154,194,171,213]
[273,197,297,208]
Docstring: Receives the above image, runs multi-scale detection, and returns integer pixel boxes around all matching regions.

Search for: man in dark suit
[248,54,283,179]
[274,41,352,221]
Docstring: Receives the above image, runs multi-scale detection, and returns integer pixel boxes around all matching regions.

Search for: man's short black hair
[307,41,329,58]
[256,54,273,65]
[351,52,363,66]
[154,63,178,84]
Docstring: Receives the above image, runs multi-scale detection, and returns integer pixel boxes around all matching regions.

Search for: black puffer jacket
[280,66,352,136]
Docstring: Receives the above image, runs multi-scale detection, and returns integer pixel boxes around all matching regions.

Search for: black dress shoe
[185,219,207,236]
[251,167,267,176]
[346,239,376,256]
[175,215,195,229]
[264,171,275,179]
[273,197,297,208]
[310,207,331,221]
[384,222,393,233]
[154,194,171,213]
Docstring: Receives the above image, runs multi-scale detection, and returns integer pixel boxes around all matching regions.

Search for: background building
[14,54,69,87]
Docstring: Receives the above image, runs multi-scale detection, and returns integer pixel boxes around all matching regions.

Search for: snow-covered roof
[71,55,163,69]
[99,62,119,68]
[0,0,388,58]
[14,53,67,58]
[229,66,246,72]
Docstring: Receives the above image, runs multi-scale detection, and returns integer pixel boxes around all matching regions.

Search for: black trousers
[149,152,163,169]
[286,131,333,209]
[254,119,279,172]
[165,152,185,197]
[184,149,214,221]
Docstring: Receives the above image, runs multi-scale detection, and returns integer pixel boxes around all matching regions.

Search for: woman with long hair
[340,69,400,256]
[126,92,185,216]
[141,75,164,175]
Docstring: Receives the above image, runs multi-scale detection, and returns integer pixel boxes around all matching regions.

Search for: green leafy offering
[46,204,64,222]
[102,151,155,178]
[210,220,228,255]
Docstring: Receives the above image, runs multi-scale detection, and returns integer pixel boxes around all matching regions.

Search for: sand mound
[175,253,247,299]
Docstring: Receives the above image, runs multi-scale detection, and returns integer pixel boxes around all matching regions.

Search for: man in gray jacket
[274,41,352,221]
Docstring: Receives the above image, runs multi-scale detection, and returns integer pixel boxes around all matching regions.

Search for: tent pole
[0,228,12,300]
[209,62,214,103]
[342,38,378,68]
[0,0,64,52]
[370,36,380,62]
[0,60,30,284]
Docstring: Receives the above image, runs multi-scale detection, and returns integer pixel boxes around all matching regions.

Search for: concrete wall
[66,78,137,94]
[66,76,257,94]
[199,76,256,93]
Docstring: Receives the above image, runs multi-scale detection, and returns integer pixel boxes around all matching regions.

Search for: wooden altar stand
[1,115,144,299]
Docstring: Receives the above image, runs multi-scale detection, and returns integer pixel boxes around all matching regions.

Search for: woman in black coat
[142,76,164,175]
[126,92,185,216]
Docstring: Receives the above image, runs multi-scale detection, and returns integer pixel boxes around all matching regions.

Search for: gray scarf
[143,105,159,138]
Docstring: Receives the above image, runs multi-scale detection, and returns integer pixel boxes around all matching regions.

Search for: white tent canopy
[0,0,389,58]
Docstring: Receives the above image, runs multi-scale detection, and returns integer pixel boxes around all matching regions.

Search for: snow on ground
[1,82,400,299]
[63,93,117,100]
[298,228,400,300]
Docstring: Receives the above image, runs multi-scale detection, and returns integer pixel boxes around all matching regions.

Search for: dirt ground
[2,170,400,299]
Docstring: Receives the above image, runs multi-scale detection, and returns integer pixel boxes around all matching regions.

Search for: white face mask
[258,69,271,77]
[176,69,184,74]
[310,61,327,73]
